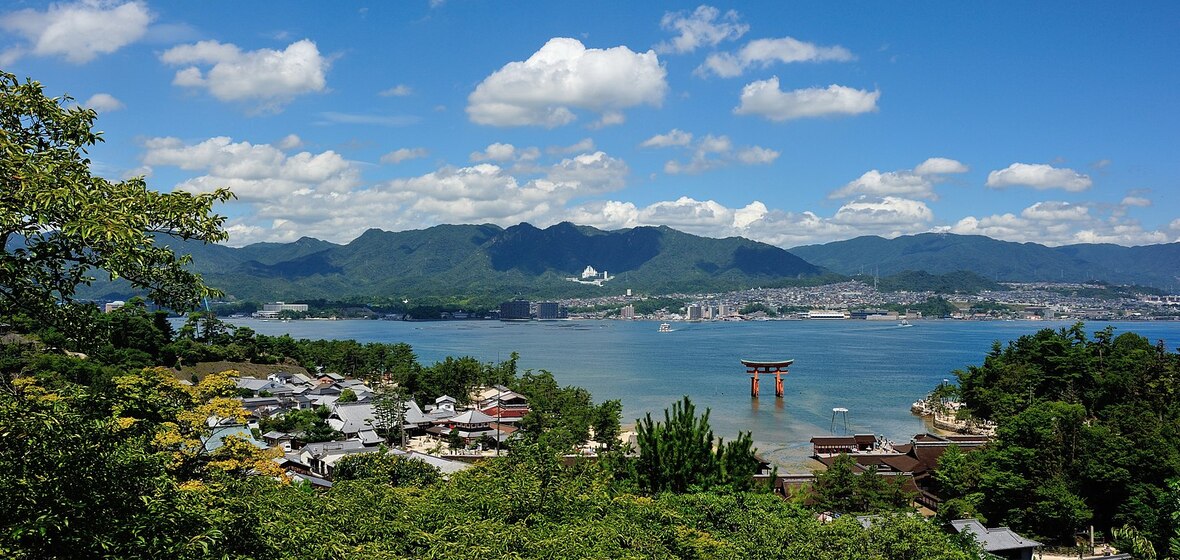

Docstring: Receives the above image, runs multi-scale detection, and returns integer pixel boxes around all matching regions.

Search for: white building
[254,301,309,318]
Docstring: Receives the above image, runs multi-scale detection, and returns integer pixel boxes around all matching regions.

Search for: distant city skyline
[3,1,1177,247]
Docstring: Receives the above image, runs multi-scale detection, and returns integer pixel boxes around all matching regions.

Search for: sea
[216,317,1180,469]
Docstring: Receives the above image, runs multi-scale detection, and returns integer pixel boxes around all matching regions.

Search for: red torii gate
[741,359,794,398]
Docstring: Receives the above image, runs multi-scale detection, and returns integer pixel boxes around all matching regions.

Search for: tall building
[620,305,635,319]
[686,304,703,321]
[499,299,531,321]
[536,302,565,320]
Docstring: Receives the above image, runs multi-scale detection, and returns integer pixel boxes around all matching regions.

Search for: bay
[219,317,1180,468]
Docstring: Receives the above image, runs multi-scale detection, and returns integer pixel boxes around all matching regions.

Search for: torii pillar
[740,359,794,398]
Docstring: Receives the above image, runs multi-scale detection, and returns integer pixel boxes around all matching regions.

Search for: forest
[936,323,1180,556]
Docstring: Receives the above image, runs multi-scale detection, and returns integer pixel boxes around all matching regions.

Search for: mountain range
[790,233,1180,289]
[78,224,1180,303]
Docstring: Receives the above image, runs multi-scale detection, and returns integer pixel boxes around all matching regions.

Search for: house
[809,434,877,455]
[317,372,346,384]
[298,440,372,477]
[476,386,530,421]
[427,408,498,444]
[950,519,1041,560]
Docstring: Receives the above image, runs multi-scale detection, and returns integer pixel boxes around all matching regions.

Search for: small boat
[658,323,672,333]
[898,319,913,327]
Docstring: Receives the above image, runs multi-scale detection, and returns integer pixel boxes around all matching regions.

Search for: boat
[898,319,913,327]
[658,323,672,333]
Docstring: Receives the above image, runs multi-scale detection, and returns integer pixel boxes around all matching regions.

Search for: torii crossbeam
[740,359,794,398]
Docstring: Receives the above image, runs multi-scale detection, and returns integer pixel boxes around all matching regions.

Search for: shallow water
[216,317,1180,467]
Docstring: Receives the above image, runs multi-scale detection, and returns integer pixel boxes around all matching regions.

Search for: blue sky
[4,1,1178,248]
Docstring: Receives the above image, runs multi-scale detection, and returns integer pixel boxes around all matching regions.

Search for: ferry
[898,319,913,327]
[658,323,672,333]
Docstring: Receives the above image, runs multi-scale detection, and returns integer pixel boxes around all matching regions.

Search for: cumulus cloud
[142,136,361,202]
[467,37,667,127]
[641,129,694,148]
[658,132,777,175]
[160,39,329,112]
[470,143,520,162]
[830,158,967,200]
[564,194,935,248]
[145,135,633,244]
[379,84,412,97]
[655,5,748,54]
[949,200,1169,246]
[734,78,879,122]
[0,0,151,63]
[381,147,429,164]
[697,36,854,78]
[276,134,303,150]
[1121,196,1151,207]
[833,196,933,226]
[84,92,124,112]
[914,157,968,175]
[985,163,1092,192]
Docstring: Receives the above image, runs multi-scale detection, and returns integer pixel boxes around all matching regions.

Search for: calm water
[218,318,1180,467]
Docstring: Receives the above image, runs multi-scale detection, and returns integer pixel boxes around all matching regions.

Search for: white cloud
[0,0,152,64]
[949,200,1169,246]
[831,170,935,200]
[84,92,124,112]
[832,196,933,226]
[1121,196,1151,207]
[697,36,854,78]
[470,143,519,162]
[659,132,776,175]
[589,110,626,129]
[655,5,748,54]
[467,37,667,127]
[142,136,361,202]
[564,195,933,247]
[381,148,429,165]
[548,138,595,154]
[641,129,694,148]
[276,134,303,150]
[985,163,1092,192]
[1021,201,1089,221]
[160,39,329,112]
[914,157,968,175]
[735,146,779,165]
[735,78,880,122]
[830,158,966,201]
[379,84,412,97]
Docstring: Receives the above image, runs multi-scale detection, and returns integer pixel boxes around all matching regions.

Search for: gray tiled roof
[951,519,1042,551]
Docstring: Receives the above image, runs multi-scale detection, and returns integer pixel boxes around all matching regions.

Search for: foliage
[0,72,232,319]
[938,323,1180,548]
[634,396,760,494]
[259,406,339,443]
[739,302,777,316]
[812,454,913,514]
[332,453,441,487]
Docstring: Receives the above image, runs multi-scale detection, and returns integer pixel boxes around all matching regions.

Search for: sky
[3,1,1179,248]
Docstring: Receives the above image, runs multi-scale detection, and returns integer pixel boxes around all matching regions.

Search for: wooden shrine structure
[740,359,794,398]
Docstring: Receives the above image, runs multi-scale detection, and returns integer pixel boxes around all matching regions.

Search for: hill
[82,222,825,303]
[790,233,1180,289]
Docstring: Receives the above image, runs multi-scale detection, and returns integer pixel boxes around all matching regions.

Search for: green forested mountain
[84,223,826,302]
[791,233,1180,288]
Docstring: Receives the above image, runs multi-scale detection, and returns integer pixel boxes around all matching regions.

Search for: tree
[338,388,358,403]
[634,396,760,493]
[373,386,407,447]
[0,72,233,320]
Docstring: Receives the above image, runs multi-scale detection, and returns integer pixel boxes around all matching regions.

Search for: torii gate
[740,359,794,398]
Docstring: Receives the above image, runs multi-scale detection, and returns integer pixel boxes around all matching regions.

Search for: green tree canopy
[1,72,232,318]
